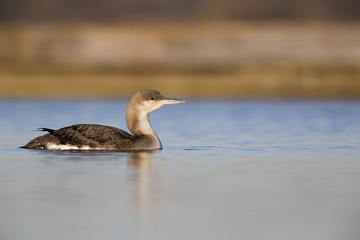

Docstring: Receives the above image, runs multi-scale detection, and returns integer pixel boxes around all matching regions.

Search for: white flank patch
[46,143,99,150]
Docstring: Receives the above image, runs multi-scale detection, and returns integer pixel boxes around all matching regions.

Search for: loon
[21,90,185,151]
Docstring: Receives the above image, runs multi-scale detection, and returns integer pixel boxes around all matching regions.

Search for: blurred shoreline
[1,21,360,98]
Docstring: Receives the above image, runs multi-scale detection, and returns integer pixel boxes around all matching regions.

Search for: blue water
[1,99,360,240]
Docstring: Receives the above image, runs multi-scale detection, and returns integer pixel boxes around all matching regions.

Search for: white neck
[126,108,155,136]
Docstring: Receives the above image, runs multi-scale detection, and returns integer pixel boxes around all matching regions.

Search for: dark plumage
[21,90,184,151]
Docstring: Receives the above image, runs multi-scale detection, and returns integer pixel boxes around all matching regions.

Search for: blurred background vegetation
[0,0,359,98]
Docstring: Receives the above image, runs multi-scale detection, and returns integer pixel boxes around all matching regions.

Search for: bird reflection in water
[41,149,157,239]
[127,150,159,240]
[127,150,156,167]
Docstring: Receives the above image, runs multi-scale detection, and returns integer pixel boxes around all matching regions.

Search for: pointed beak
[162,98,186,105]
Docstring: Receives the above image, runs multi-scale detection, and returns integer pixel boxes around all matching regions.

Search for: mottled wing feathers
[53,124,134,148]
[21,124,135,150]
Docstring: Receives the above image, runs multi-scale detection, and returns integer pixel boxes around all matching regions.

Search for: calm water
[1,99,360,240]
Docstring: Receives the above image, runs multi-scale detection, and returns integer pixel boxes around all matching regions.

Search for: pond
[1,98,360,240]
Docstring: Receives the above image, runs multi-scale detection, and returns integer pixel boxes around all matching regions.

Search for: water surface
[1,99,360,240]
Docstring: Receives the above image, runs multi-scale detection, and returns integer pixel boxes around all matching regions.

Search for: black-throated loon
[21,90,185,151]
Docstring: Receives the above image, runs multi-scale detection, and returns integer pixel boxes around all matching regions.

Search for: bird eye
[150,97,155,100]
